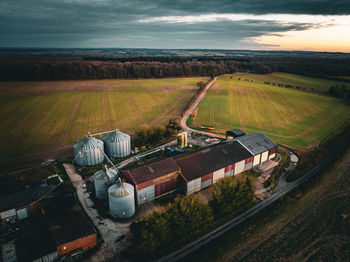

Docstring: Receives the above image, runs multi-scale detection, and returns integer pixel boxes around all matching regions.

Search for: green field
[0,77,207,161]
[194,73,350,148]
[231,72,350,92]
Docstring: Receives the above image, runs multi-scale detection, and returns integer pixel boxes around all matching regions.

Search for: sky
[0,0,349,52]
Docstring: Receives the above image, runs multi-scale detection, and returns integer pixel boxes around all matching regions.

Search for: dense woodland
[1,55,350,81]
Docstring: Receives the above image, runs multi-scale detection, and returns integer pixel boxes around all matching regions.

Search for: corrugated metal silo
[108,181,135,218]
[93,166,118,199]
[74,134,104,166]
[103,129,131,158]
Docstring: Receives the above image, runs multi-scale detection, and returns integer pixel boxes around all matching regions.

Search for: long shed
[175,141,252,194]
[121,158,182,205]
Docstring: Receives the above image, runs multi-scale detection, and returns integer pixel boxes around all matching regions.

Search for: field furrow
[0,77,207,161]
[194,73,350,148]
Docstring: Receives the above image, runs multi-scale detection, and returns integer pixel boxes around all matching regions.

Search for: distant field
[194,73,350,148]
[0,77,207,161]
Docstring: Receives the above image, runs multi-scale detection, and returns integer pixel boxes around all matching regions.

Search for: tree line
[1,56,350,81]
[0,60,237,81]
[127,177,255,257]
[328,85,350,101]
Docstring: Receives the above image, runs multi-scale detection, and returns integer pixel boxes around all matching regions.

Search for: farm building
[226,129,246,139]
[16,215,58,262]
[175,141,252,194]
[120,133,277,206]
[42,194,98,259]
[232,133,277,166]
[0,185,53,224]
[121,158,181,205]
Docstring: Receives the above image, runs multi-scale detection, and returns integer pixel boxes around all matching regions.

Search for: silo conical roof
[103,129,130,143]
[74,133,104,166]
[110,182,133,197]
[103,129,131,158]
[77,134,103,150]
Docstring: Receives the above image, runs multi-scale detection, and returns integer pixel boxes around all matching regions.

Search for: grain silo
[103,129,131,158]
[177,132,188,148]
[74,133,104,166]
[93,165,118,200]
[108,180,135,218]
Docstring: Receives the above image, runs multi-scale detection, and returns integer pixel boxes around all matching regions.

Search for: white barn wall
[137,185,155,205]
[261,151,269,162]
[213,168,225,183]
[253,154,261,166]
[201,179,212,189]
[244,161,253,170]
[187,178,201,194]
[234,160,245,175]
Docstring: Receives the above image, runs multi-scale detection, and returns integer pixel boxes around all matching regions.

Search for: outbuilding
[226,129,246,139]
[121,158,182,205]
[233,133,277,166]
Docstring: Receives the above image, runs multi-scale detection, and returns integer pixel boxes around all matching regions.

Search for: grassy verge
[287,123,350,182]
[186,116,194,126]
[264,148,290,188]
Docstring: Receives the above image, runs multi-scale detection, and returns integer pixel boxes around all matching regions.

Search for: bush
[209,177,255,218]
[128,195,213,255]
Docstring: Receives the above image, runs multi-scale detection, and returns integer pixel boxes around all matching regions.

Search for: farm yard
[0,77,207,165]
[193,73,350,149]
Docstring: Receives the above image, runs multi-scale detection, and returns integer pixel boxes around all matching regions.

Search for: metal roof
[226,129,246,137]
[109,182,134,197]
[74,135,103,151]
[175,141,252,182]
[93,166,118,180]
[103,129,130,143]
[16,215,57,262]
[232,133,277,155]
[43,199,96,245]
[0,186,52,212]
[0,209,16,219]
[121,158,180,185]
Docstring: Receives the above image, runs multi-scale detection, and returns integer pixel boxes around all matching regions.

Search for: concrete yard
[254,159,280,199]
[63,164,129,261]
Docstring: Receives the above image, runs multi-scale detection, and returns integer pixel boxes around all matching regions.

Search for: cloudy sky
[0,0,349,52]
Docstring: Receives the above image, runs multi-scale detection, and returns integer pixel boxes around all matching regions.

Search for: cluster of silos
[93,167,135,218]
[74,129,131,167]
[103,129,131,158]
[108,180,135,218]
[93,166,118,199]
[73,134,104,166]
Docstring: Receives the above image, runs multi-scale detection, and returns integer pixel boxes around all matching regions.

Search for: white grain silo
[108,180,135,218]
[93,165,118,199]
[177,132,188,148]
[74,133,104,166]
[103,129,131,158]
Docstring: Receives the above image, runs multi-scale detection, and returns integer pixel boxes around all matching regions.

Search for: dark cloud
[153,0,350,15]
[0,0,347,48]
